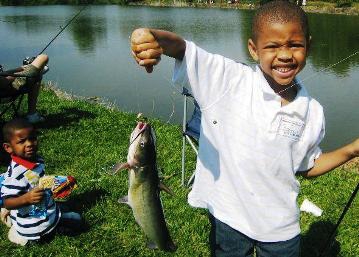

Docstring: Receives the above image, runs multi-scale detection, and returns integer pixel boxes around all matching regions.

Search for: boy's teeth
[276,67,291,73]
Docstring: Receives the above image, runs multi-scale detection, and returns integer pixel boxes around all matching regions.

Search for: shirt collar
[11,155,38,170]
[255,65,310,120]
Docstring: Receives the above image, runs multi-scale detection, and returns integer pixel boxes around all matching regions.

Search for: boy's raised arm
[130,28,186,73]
[303,138,359,177]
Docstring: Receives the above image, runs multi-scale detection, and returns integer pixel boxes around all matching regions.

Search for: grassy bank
[0,83,358,256]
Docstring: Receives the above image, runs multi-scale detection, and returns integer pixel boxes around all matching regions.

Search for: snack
[38,175,77,201]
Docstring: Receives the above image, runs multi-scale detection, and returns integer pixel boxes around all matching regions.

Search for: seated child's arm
[303,138,359,178]
[131,28,186,73]
[4,187,44,210]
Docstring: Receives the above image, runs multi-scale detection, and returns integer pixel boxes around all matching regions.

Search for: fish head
[127,121,156,168]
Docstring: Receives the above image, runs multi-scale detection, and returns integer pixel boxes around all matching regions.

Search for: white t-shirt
[173,41,325,242]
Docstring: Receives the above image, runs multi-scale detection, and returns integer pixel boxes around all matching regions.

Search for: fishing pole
[37,5,87,56]
[0,5,87,78]
[318,181,359,257]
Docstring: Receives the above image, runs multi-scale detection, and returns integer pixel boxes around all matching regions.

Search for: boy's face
[3,127,38,161]
[248,21,309,88]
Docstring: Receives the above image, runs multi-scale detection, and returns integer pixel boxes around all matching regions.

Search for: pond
[0,5,358,151]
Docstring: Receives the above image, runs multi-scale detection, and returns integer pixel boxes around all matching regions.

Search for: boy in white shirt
[130,1,359,256]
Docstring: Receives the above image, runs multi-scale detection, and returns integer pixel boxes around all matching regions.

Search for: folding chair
[181,87,201,186]
[0,64,49,120]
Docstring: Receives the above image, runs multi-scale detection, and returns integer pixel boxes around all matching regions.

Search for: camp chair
[0,93,26,118]
[181,87,201,186]
[0,65,49,120]
[0,68,30,119]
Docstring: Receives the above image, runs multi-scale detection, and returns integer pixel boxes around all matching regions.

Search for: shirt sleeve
[297,117,325,172]
[1,176,28,199]
[172,40,245,110]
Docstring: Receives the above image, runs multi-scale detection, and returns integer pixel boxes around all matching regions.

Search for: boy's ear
[3,143,13,155]
[248,39,259,62]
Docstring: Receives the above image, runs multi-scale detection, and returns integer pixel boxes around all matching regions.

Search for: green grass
[0,84,358,256]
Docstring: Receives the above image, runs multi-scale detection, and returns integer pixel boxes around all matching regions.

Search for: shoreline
[128,1,359,15]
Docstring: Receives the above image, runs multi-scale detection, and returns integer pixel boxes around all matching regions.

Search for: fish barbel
[114,119,176,251]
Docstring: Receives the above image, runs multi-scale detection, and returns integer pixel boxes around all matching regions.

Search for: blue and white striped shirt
[0,156,61,240]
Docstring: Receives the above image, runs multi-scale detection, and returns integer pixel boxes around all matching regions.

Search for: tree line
[0,0,128,5]
[0,0,357,7]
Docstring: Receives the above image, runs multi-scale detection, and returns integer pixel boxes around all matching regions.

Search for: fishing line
[161,48,359,107]
[278,49,359,95]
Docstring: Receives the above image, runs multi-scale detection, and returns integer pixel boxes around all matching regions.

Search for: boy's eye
[17,139,26,144]
[290,44,304,48]
[264,45,277,49]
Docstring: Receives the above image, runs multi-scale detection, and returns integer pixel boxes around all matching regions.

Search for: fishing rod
[0,5,87,78]
[37,5,87,56]
[318,181,359,257]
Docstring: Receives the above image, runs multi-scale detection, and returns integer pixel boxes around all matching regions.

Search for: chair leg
[181,95,188,187]
[14,94,25,116]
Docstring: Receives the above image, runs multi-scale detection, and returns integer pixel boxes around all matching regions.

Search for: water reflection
[3,15,59,34]
[307,13,359,76]
[70,15,107,53]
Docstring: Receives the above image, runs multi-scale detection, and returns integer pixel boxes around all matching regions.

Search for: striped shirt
[0,155,61,240]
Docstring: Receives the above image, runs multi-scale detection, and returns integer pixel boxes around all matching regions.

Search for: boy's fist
[25,187,44,204]
[131,28,163,73]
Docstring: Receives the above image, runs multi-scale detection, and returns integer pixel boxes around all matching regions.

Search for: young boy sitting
[130,1,359,256]
[0,118,83,246]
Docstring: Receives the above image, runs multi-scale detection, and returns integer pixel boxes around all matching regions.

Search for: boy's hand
[25,187,44,204]
[131,28,163,73]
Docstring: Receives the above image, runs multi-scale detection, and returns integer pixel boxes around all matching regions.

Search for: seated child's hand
[131,28,163,73]
[25,187,44,204]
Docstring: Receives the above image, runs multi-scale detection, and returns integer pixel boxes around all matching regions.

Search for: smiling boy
[130,1,359,256]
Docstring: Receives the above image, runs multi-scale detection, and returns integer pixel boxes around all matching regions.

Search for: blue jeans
[209,214,301,257]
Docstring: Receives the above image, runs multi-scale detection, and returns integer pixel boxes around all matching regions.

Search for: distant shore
[128,1,359,15]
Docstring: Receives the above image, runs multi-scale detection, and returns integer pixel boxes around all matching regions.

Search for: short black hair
[2,118,34,143]
[251,0,309,42]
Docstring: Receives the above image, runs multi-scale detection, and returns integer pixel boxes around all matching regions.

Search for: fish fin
[147,241,158,250]
[158,182,174,196]
[117,195,131,207]
[110,162,130,175]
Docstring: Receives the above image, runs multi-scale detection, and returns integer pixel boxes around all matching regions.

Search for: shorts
[11,64,41,90]
[209,213,301,257]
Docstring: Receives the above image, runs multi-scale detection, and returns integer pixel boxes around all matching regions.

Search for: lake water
[0,5,358,151]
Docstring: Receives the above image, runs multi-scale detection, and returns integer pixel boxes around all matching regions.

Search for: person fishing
[0,6,86,124]
[130,1,359,256]
[0,54,49,123]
